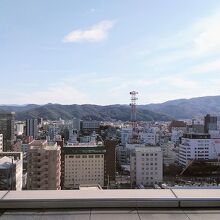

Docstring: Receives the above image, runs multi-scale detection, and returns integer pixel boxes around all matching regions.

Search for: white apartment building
[130,147,163,186]
[0,134,3,152]
[62,143,106,189]
[179,133,220,166]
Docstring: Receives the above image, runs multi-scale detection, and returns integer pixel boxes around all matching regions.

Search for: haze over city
[1,0,220,105]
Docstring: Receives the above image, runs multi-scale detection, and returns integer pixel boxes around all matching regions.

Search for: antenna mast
[130,91,138,131]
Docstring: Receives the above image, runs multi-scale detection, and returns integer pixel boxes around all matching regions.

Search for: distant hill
[141,96,220,119]
[13,104,172,121]
[0,104,39,113]
[1,95,220,121]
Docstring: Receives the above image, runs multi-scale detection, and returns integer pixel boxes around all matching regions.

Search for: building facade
[130,147,163,186]
[27,140,61,190]
[15,121,25,136]
[179,133,220,166]
[81,121,100,134]
[204,114,217,133]
[25,119,38,139]
[61,143,106,189]
[0,112,15,151]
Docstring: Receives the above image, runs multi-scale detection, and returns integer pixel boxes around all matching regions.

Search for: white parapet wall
[1,189,220,209]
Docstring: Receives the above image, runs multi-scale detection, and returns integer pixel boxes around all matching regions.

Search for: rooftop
[29,140,47,147]
[1,189,220,219]
[135,146,162,152]
[0,157,13,169]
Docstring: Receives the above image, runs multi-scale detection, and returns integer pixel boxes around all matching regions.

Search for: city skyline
[1,0,220,105]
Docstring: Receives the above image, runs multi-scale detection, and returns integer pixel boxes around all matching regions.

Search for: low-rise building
[0,152,23,190]
[179,133,220,166]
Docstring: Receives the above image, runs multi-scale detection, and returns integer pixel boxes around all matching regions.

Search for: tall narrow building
[27,140,61,190]
[25,119,38,139]
[0,112,15,151]
[0,134,3,152]
[204,114,217,133]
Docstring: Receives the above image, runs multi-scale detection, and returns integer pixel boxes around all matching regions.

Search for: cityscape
[1,92,220,191]
[1,0,220,218]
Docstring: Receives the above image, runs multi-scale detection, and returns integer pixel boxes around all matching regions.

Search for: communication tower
[130,91,138,131]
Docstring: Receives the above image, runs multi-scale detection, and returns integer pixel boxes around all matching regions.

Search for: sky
[1,0,220,105]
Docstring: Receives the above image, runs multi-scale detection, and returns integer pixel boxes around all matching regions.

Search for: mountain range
[0,95,220,121]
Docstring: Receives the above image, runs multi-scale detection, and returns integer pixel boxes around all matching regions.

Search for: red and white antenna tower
[130,91,138,131]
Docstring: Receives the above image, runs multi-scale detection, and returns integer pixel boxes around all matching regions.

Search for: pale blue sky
[1,0,220,105]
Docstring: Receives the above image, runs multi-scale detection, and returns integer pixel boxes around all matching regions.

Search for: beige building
[62,143,106,189]
[27,140,61,190]
[130,147,163,186]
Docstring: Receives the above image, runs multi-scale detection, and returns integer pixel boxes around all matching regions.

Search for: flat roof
[0,157,13,169]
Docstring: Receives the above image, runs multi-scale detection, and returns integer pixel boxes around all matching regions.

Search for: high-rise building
[204,114,217,133]
[0,112,15,151]
[61,142,106,189]
[25,119,38,139]
[0,133,3,152]
[104,140,117,185]
[0,152,23,190]
[27,140,61,190]
[130,147,163,186]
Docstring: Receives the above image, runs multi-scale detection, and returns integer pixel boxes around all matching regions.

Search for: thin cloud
[89,8,96,13]
[135,9,220,68]
[189,59,220,74]
[63,20,115,43]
